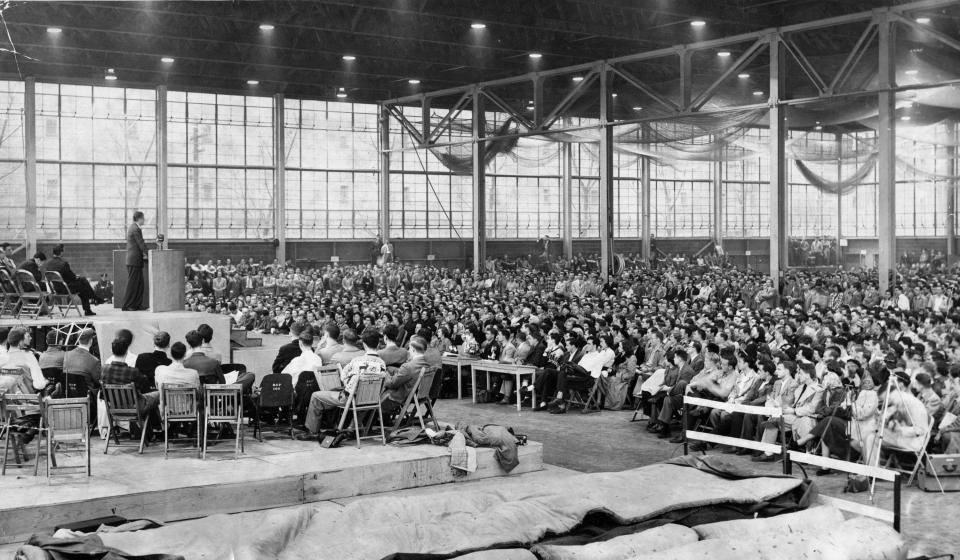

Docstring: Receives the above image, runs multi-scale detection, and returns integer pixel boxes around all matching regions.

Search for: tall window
[167,92,273,239]
[652,161,713,238]
[0,81,24,240]
[285,100,379,239]
[35,83,156,240]
[788,131,839,238]
[723,128,769,237]
[896,126,952,236]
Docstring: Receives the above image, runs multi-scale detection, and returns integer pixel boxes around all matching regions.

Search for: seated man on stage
[102,334,161,434]
[297,327,386,439]
[45,244,98,316]
[381,335,433,420]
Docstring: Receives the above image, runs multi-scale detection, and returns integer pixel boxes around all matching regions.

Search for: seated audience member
[0,327,45,394]
[298,327,386,438]
[882,369,930,453]
[135,331,173,391]
[549,334,615,414]
[282,328,324,386]
[330,328,365,368]
[647,348,695,437]
[18,251,46,283]
[107,329,138,367]
[63,328,102,391]
[272,320,307,373]
[102,335,161,430]
[603,338,638,410]
[378,324,409,369]
[382,335,433,418]
[155,341,201,410]
[94,272,113,304]
[45,244,98,316]
[38,330,66,370]
[197,323,223,363]
[754,362,823,461]
[317,323,344,365]
[184,330,224,385]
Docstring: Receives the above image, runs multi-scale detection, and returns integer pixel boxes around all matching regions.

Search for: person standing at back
[122,211,148,311]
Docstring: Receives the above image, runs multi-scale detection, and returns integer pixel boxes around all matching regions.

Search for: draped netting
[421,85,960,195]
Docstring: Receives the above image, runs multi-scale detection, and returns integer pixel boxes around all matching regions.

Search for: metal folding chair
[202,384,244,459]
[336,375,386,448]
[14,269,49,319]
[162,384,200,457]
[102,383,151,454]
[254,373,294,441]
[0,269,20,317]
[390,368,441,432]
[1,392,43,475]
[43,396,91,478]
[882,416,939,489]
[44,270,83,318]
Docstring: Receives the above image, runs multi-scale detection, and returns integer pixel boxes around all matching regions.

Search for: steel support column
[273,93,286,266]
[156,86,168,242]
[641,124,652,262]
[713,158,723,250]
[946,120,956,264]
[599,66,615,280]
[769,37,787,294]
[472,90,486,272]
[878,19,897,293]
[23,78,36,258]
[379,105,391,244]
[561,134,573,260]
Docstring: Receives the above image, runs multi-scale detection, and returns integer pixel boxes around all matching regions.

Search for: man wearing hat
[38,330,66,370]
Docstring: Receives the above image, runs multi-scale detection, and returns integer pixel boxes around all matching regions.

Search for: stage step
[0,437,543,545]
[230,328,263,347]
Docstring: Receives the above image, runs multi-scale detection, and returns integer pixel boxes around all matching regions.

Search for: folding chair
[390,368,441,432]
[293,370,320,423]
[44,270,83,318]
[336,375,386,448]
[162,384,200,457]
[15,269,49,319]
[254,373,294,441]
[882,416,938,488]
[43,397,91,478]
[1,393,43,475]
[202,384,244,459]
[317,364,343,391]
[102,383,151,454]
[0,269,20,317]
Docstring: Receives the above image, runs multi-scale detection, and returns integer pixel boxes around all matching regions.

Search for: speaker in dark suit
[122,211,148,311]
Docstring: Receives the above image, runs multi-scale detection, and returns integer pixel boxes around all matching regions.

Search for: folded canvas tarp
[94,463,806,560]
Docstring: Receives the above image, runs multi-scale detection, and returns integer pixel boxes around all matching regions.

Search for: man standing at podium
[122,211,148,311]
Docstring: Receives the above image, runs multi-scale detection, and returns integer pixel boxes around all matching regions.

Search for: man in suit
[63,328,101,390]
[102,334,160,434]
[382,336,434,417]
[122,211,148,311]
[317,323,344,365]
[183,329,223,385]
[272,321,307,373]
[46,244,97,316]
[330,329,364,368]
[378,323,408,370]
[135,331,172,391]
[18,251,45,283]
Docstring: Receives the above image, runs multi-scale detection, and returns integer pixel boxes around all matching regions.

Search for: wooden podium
[112,249,184,312]
[148,250,185,312]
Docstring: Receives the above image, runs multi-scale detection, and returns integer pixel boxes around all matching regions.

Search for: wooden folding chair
[254,373,294,441]
[1,392,43,475]
[44,270,83,318]
[317,364,343,391]
[15,269,49,319]
[390,368,442,433]
[202,384,244,459]
[162,384,200,457]
[882,416,938,488]
[43,397,91,478]
[0,269,20,317]
[336,375,386,448]
[102,383,151,454]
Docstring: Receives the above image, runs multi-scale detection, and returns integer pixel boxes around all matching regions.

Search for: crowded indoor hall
[1,1,959,559]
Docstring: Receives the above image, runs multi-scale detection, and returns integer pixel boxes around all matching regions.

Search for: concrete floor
[435,398,960,558]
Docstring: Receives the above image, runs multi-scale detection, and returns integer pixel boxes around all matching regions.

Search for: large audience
[3,249,960,473]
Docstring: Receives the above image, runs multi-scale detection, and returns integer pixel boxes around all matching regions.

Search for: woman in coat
[604,338,638,410]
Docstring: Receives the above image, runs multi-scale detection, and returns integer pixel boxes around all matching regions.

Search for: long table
[440,354,478,400]
[469,360,537,412]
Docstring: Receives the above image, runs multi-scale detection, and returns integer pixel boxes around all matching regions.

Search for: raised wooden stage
[0,433,543,545]
[0,305,231,363]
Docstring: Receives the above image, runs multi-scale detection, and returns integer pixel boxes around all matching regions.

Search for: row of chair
[0,392,90,478]
[0,268,83,319]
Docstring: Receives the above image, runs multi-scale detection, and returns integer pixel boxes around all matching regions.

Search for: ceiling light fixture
[717,50,731,57]
[905,69,919,76]
[690,20,706,28]
[753,90,764,96]
[814,125,823,131]
[246,80,259,85]
[336,87,347,99]
[738,73,750,79]
[259,23,275,30]
[408,79,420,84]
[470,22,486,29]
[572,75,584,82]
[105,74,118,81]
[611,93,618,98]
[901,115,912,121]
[915,17,931,24]
[161,57,175,63]
[47,27,62,34]
[632,106,642,111]
[106,68,115,74]
[342,55,356,61]
[529,52,542,59]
